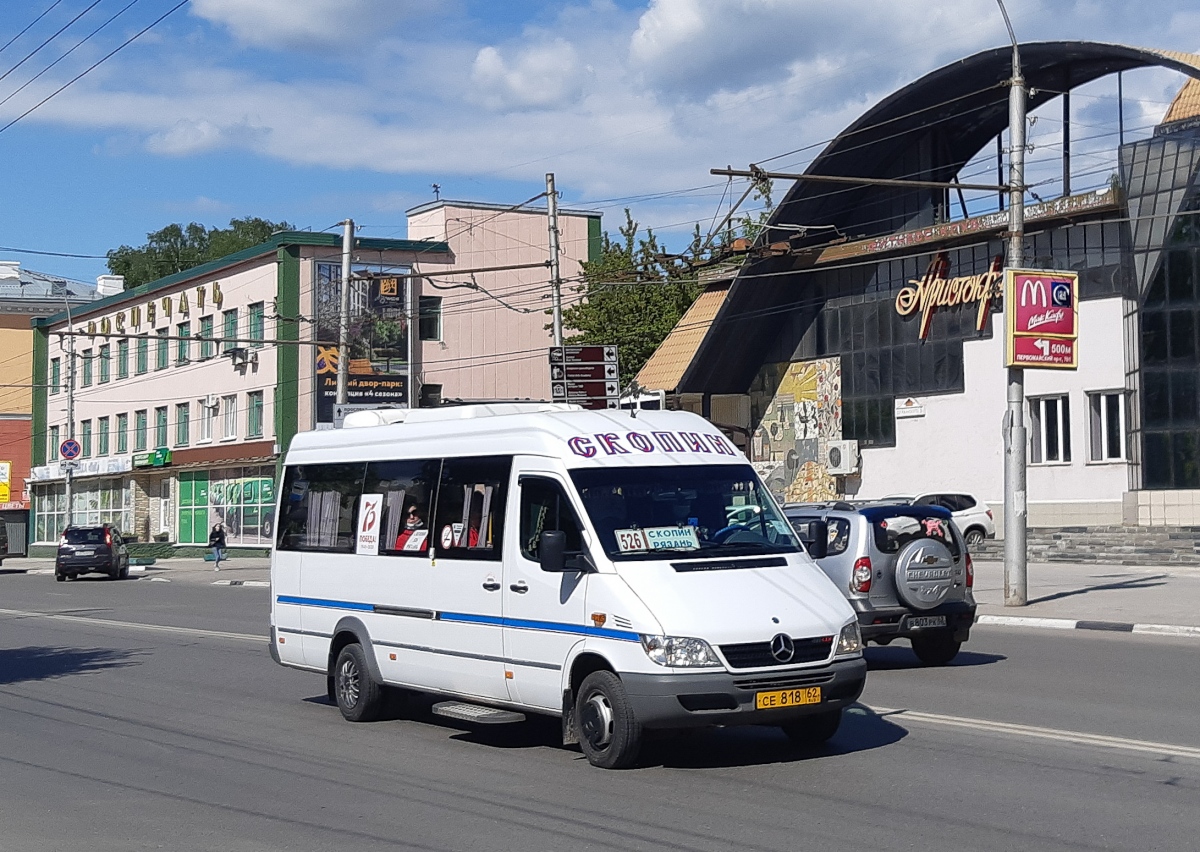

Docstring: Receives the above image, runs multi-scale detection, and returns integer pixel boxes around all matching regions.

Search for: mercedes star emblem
[770,633,795,663]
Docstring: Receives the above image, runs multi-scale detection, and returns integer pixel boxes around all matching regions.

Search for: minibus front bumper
[620,656,867,729]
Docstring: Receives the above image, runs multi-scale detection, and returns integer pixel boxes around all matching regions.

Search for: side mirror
[798,520,828,560]
[539,530,567,572]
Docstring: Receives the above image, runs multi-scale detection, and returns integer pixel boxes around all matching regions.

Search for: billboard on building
[314,263,410,424]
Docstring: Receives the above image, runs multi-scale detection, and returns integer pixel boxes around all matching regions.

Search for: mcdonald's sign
[1004,268,1079,369]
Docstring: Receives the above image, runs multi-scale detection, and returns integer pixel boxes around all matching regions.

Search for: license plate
[755,687,822,710]
[907,615,946,629]
[75,549,94,556]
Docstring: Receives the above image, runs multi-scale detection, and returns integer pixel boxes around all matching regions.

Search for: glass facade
[33,478,133,543]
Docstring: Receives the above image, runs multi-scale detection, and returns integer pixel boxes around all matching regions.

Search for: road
[1,571,1197,851]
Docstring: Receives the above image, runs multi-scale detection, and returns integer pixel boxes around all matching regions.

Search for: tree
[561,210,705,383]
[107,216,293,289]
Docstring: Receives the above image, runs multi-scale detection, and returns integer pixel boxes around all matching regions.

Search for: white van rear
[269,404,865,768]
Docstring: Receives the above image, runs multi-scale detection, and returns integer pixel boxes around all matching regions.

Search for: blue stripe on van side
[276,595,374,612]
[275,595,640,642]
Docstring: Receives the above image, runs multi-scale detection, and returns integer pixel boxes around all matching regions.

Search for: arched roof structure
[679,41,1200,394]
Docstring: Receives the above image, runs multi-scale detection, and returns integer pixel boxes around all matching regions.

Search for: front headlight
[836,621,863,656]
[639,635,722,667]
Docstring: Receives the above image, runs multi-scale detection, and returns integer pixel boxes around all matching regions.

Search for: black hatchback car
[55,525,130,581]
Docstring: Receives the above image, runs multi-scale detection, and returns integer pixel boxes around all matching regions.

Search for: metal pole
[407,272,416,409]
[335,219,354,406]
[1062,89,1071,196]
[999,1,1028,606]
[546,173,563,347]
[64,301,76,528]
[1118,71,1125,148]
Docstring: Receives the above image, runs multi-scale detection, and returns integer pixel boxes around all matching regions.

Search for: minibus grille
[719,636,833,668]
[732,671,837,691]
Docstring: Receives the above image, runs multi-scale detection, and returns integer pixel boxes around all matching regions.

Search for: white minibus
[269,404,865,768]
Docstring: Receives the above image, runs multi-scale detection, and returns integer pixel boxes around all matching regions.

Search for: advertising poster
[1004,268,1080,370]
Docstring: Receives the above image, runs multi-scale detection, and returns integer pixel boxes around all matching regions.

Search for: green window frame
[117,339,129,379]
[50,357,61,394]
[81,420,92,457]
[247,390,264,438]
[176,321,191,364]
[156,329,169,370]
[222,308,239,353]
[136,338,148,374]
[248,302,265,347]
[116,413,128,454]
[99,344,111,384]
[175,402,189,447]
[49,425,59,458]
[154,406,168,449]
[81,349,93,387]
[98,416,110,456]
[200,316,214,359]
[134,410,147,451]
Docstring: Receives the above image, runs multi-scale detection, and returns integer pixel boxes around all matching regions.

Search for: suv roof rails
[783,500,856,511]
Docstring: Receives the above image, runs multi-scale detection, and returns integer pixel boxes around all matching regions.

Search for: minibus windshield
[569,464,799,560]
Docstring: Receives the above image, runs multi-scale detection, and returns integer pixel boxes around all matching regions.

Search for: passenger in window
[394,503,428,552]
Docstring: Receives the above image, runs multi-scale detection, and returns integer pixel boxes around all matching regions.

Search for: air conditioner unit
[826,439,860,475]
[228,347,258,367]
[203,394,219,410]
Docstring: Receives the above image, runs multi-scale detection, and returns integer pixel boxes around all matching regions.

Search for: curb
[977,614,1200,638]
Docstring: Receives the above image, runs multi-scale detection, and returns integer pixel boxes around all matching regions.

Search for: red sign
[1009,335,1077,368]
[1005,269,1079,370]
[550,345,618,365]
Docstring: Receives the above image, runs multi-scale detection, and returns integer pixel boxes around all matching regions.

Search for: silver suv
[786,501,976,665]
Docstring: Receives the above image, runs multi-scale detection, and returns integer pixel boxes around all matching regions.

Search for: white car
[884,492,995,547]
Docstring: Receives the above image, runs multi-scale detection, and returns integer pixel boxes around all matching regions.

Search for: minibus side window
[519,477,584,561]
[277,463,366,552]
[432,456,512,560]
[363,459,441,556]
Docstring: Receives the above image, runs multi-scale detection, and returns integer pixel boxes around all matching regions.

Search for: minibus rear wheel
[334,643,384,722]
[575,671,642,769]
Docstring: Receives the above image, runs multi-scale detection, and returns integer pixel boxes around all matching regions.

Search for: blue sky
[1,0,1198,284]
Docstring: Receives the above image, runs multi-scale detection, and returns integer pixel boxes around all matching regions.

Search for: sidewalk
[972,559,1200,633]
[7,555,271,584]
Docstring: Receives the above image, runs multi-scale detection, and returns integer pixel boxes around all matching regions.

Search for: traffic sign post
[549,345,619,409]
[60,439,82,460]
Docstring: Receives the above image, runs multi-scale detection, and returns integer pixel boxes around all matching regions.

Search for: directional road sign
[60,439,81,460]
[549,345,620,410]
[60,460,80,471]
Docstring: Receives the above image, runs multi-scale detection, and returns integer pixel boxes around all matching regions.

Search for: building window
[154,406,168,449]
[117,338,129,379]
[33,478,132,543]
[222,308,239,353]
[116,413,128,454]
[50,357,61,394]
[177,321,191,364]
[136,337,148,374]
[248,302,265,347]
[222,394,237,439]
[81,349,93,387]
[175,402,190,447]
[247,391,264,438]
[81,419,92,458]
[49,425,59,459]
[156,328,169,370]
[418,296,443,341]
[135,410,147,451]
[1030,395,1071,464]
[99,344,111,384]
[199,398,214,442]
[1088,391,1126,461]
[200,315,215,359]
[98,416,110,456]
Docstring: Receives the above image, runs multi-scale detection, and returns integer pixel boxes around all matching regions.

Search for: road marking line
[1132,623,1200,637]
[867,705,1200,761]
[0,607,263,644]
[212,580,270,587]
[976,615,1078,629]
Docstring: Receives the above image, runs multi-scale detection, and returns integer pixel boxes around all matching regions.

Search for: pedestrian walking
[209,523,227,570]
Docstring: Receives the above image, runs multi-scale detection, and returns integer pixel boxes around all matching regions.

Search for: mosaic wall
[749,357,843,502]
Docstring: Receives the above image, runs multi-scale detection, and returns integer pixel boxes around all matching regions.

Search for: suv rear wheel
[963,528,985,547]
[911,630,962,666]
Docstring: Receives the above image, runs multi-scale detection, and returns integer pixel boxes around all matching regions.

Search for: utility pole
[998,0,1028,606]
[546,173,563,347]
[64,303,76,527]
[335,219,354,406]
[407,272,417,409]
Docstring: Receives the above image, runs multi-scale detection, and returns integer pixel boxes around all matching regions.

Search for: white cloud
[189,0,436,49]
[470,39,585,111]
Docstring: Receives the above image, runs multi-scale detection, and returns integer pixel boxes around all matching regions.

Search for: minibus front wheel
[575,671,642,769]
[334,643,385,723]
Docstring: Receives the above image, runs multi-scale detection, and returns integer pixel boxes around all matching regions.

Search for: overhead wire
[0,1,65,57]
[0,0,103,85]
